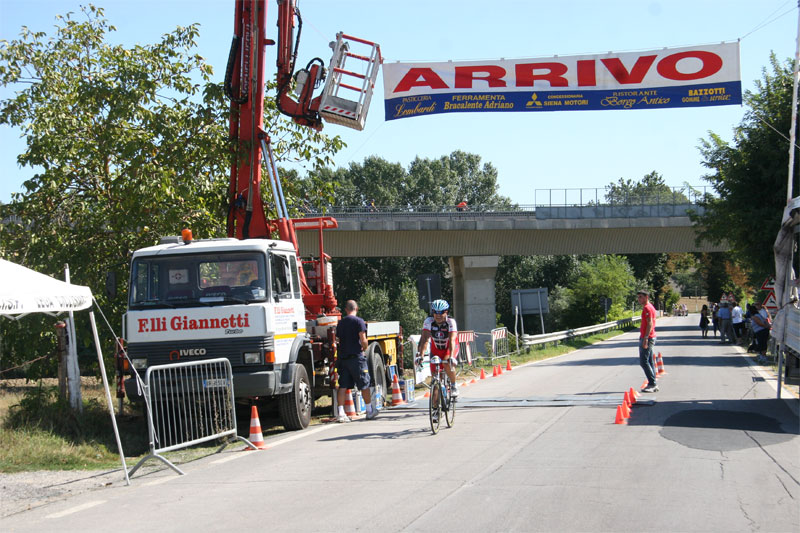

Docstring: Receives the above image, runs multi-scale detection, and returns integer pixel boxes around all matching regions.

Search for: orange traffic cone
[492,365,499,377]
[390,375,407,406]
[623,390,631,407]
[621,401,631,419]
[497,364,503,375]
[629,387,638,402]
[614,405,628,425]
[480,368,487,379]
[423,389,430,398]
[470,378,477,384]
[344,389,359,418]
[506,359,513,371]
[246,405,268,450]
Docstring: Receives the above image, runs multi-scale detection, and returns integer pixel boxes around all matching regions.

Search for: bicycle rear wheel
[444,379,455,428]
[429,378,442,434]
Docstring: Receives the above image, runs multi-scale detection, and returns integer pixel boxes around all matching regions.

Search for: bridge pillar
[449,256,499,353]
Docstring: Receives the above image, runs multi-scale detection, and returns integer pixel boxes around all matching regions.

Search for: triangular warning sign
[762,291,777,310]
[760,277,775,291]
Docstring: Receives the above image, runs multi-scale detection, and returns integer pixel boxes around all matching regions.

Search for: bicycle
[426,355,456,434]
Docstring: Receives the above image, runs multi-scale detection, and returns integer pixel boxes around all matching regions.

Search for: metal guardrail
[520,316,642,348]
[128,358,253,477]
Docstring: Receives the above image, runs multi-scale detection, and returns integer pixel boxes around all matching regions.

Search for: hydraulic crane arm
[224,0,381,317]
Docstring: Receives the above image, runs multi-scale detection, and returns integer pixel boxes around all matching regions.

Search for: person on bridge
[335,300,379,422]
[637,289,659,393]
[416,299,460,397]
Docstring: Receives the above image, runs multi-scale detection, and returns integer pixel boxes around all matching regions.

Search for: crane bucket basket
[318,32,382,131]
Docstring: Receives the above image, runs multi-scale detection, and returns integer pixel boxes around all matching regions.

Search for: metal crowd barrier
[491,327,510,363]
[128,358,253,477]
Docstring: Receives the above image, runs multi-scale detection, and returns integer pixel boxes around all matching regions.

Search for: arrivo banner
[383,42,741,121]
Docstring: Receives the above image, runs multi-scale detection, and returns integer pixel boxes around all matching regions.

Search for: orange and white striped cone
[390,374,407,406]
[246,405,267,450]
[344,389,359,418]
[656,352,666,375]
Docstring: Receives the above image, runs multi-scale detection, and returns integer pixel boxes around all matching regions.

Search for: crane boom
[224,0,381,317]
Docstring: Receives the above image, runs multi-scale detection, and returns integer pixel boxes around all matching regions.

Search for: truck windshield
[129,252,267,309]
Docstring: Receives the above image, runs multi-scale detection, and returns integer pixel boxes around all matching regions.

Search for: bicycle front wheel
[429,378,442,434]
[444,380,455,428]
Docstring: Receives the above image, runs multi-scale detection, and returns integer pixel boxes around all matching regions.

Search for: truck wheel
[367,345,387,408]
[279,364,312,430]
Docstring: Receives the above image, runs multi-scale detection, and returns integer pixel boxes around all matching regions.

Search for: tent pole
[64,264,83,412]
[90,312,130,486]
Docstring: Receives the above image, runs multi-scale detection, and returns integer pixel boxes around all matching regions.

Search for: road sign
[511,288,549,314]
[416,274,441,312]
[762,291,777,311]
[761,277,775,291]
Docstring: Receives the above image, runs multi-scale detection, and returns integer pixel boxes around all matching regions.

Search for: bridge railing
[297,186,712,220]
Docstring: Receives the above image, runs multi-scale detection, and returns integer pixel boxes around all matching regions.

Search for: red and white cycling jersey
[423,316,459,359]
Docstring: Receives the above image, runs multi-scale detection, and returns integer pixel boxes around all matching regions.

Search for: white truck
[124,234,402,429]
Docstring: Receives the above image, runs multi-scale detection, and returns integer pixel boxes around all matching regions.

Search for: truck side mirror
[105,271,117,300]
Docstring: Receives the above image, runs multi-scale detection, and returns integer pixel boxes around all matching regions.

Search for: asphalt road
[3,315,798,532]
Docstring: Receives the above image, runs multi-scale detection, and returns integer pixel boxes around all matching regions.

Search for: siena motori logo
[169,348,207,360]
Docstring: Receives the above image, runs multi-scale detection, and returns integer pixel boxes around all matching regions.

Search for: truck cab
[124,235,315,429]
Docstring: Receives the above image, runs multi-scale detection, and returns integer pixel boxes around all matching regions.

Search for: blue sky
[1,0,797,205]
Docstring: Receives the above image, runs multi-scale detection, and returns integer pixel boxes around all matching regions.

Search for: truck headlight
[131,358,148,370]
[244,352,261,364]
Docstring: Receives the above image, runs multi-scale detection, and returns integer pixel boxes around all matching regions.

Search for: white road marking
[46,500,104,518]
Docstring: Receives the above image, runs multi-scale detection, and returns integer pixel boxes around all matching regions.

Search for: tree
[692,54,799,282]
[605,171,690,205]
[560,255,636,328]
[0,5,343,373]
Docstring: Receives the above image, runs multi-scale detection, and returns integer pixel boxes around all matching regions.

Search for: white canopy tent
[0,258,129,484]
[0,259,93,317]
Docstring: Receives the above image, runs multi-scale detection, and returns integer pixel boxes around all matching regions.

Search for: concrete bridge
[296,196,725,343]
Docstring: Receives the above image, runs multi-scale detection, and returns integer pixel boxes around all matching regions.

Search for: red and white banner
[384,42,741,120]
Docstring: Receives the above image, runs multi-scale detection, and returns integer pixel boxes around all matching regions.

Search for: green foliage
[0,5,343,373]
[604,171,690,204]
[560,255,635,328]
[357,286,390,322]
[390,282,427,338]
[692,54,797,281]
[664,289,681,312]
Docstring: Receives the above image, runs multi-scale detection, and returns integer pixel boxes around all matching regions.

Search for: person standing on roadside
[637,289,658,393]
[751,303,772,363]
[717,300,734,344]
[699,304,709,338]
[731,300,744,342]
[335,300,379,422]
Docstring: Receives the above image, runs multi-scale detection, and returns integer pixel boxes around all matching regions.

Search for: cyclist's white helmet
[430,299,450,313]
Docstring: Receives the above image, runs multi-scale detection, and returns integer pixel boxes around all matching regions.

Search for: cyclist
[416,299,460,397]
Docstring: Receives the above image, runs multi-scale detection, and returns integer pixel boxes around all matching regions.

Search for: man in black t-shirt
[335,300,378,422]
